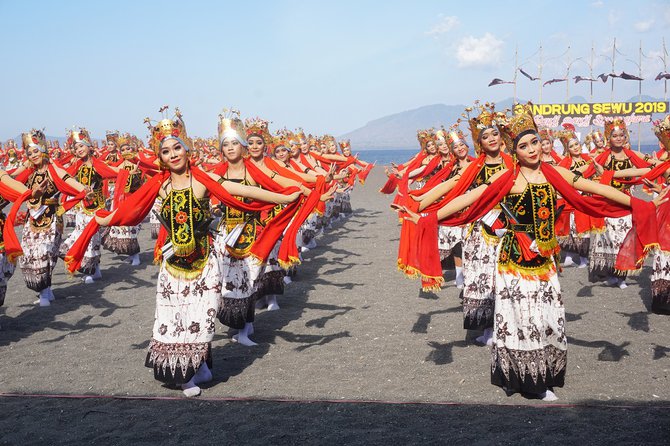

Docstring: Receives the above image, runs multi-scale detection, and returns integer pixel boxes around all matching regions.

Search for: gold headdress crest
[538,128,554,142]
[603,117,628,142]
[465,102,503,153]
[218,108,247,147]
[22,128,48,153]
[498,103,538,152]
[338,139,351,150]
[117,133,132,148]
[442,123,467,150]
[653,115,670,151]
[416,128,436,150]
[244,117,271,143]
[144,106,192,155]
[106,131,119,146]
[66,127,93,148]
[556,123,578,152]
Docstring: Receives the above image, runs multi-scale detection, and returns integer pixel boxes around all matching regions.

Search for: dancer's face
[247,136,265,159]
[300,142,309,154]
[159,138,189,173]
[120,144,134,159]
[479,128,500,154]
[425,140,437,155]
[221,138,245,162]
[451,141,469,160]
[609,128,627,149]
[342,147,352,157]
[275,146,289,163]
[515,133,541,167]
[568,139,582,157]
[540,139,553,154]
[27,146,45,165]
[289,142,300,157]
[107,141,117,151]
[437,140,450,156]
[75,142,91,159]
[327,141,337,154]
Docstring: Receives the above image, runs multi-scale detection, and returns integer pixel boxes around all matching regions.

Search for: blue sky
[1,0,669,140]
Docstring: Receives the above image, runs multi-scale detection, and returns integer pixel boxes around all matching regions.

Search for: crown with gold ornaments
[653,115,670,151]
[497,103,538,152]
[106,131,119,146]
[66,127,93,148]
[464,101,505,153]
[416,128,436,149]
[116,133,133,148]
[538,128,554,142]
[442,123,467,150]
[244,117,272,143]
[338,139,351,150]
[144,106,191,155]
[21,129,48,153]
[556,123,578,152]
[218,108,247,146]
[603,117,628,142]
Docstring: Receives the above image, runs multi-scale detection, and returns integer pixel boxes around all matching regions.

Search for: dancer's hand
[652,185,670,207]
[390,203,420,224]
[320,184,338,202]
[591,160,604,176]
[642,178,663,194]
[31,179,48,200]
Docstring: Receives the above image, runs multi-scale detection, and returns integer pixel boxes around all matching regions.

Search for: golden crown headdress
[416,128,436,149]
[218,108,247,146]
[144,106,191,155]
[589,130,605,143]
[106,131,119,145]
[339,139,351,150]
[603,117,628,141]
[117,133,133,148]
[244,117,272,143]
[442,123,467,150]
[498,103,538,152]
[66,127,93,148]
[653,115,670,151]
[269,129,291,152]
[21,128,48,153]
[307,134,319,147]
[556,123,578,151]
[465,102,504,153]
[538,128,554,142]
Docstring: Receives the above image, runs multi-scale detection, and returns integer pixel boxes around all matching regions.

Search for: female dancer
[81,110,300,396]
[401,106,667,400]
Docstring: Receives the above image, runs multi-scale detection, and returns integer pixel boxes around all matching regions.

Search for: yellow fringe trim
[498,261,557,281]
[164,262,206,281]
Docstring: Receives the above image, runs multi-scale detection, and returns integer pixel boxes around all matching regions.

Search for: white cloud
[634,19,654,32]
[455,33,504,68]
[608,10,621,26]
[591,0,604,7]
[426,15,460,37]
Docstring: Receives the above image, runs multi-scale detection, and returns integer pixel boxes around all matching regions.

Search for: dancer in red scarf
[400,105,667,401]
[538,128,563,165]
[78,109,300,396]
[583,118,651,288]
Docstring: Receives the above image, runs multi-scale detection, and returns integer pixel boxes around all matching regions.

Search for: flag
[519,68,539,81]
[655,71,670,81]
[574,75,598,83]
[619,71,643,81]
[488,78,515,87]
[543,78,567,86]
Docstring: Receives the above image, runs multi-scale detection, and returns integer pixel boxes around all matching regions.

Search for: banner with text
[514,101,668,128]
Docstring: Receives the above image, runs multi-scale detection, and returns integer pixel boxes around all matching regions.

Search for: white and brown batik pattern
[557,213,590,258]
[146,251,221,386]
[491,266,567,394]
[19,217,62,292]
[258,240,285,298]
[102,224,141,255]
[59,211,101,275]
[438,225,465,260]
[651,248,670,314]
[462,220,499,330]
[588,215,631,282]
[214,228,263,329]
[0,253,15,307]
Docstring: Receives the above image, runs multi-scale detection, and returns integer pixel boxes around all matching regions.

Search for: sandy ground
[1,169,669,444]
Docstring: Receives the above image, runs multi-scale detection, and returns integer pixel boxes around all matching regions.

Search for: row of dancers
[384,103,670,401]
[0,108,373,396]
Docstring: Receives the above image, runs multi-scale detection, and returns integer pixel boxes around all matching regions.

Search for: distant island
[338,96,666,150]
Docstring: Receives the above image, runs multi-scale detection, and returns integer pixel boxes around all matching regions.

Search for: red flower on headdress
[31,136,39,144]
[171,128,180,137]
[175,211,188,225]
[79,132,86,141]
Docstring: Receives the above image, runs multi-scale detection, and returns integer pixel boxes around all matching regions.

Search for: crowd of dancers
[385,103,670,401]
[0,108,373,397]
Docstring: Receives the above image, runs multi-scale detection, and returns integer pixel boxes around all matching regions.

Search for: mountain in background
[339,96,664,149]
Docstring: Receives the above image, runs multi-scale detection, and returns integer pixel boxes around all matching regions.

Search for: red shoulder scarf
[583,146,650,178]
[413,163,657,290]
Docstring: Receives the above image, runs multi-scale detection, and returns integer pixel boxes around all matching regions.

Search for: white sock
[578,256,588,268]
[130,253,140,266]
[618,279,628,289]
[92,265,102,280]
[193,362,212,385]
[84,276,94,284]
[181,378,201,397]
[563,256,575,267]
[46,287,55,301]
[38,289,51,307]
[233,323,257,346]
[540,389,558,401]
[267,295,280,311]
[455,266,464,287]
